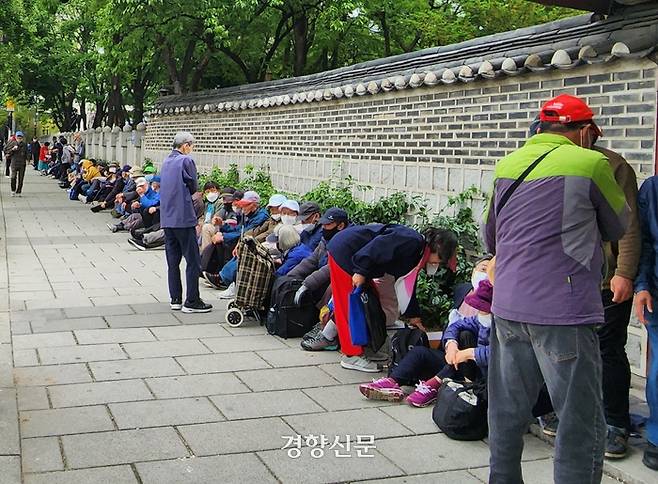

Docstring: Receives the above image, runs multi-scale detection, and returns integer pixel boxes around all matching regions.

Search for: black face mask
[224,203,233,212]
[322,226,340,241]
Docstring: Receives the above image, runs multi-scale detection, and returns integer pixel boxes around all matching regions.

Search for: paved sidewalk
[0,170,652,483]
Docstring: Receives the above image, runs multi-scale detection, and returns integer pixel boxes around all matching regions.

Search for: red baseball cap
[539,94,602,136]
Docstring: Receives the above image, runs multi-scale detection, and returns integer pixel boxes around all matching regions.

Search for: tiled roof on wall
[150,3,658,116]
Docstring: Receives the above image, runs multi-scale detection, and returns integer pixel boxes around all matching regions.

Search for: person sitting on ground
[91,164,129,212]
[129,191,205,251]
[199,183,236,250]
[245,193,287,243]
[133,175,161,230]
[359,279,492,407]
[450,255,493,322]
[275,225,313,277]
[297,202,323,250]
[327,224,458,373]
[201,190,269,286]
[291,208,351,351]
[111,166,143,218]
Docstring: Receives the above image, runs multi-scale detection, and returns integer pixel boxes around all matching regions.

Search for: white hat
[280,199,300,213]
[267,194,287,207]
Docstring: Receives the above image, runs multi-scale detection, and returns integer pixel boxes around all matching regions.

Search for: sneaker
[78,194,87,203]
[539,412,559,437]
[406,380,439,408]
[10,192,15,197]
[170,299,183,311]
[106,222,117,232]
[202,271,225,290]
[340,355,381,373]
[182,300,213,313]
[301,333,338,351]
[127,238,147,251]
[16,193,21,197]
[643,442,658,470]
[218,282,236,299]
[358,377,403,401]
[605,425,629,459]
[303,322,322,341]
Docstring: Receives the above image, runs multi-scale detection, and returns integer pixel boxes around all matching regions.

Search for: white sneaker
[340,355,381,373]
[218,282,236,299]
[10,192,15,197]
[78,194,87,203]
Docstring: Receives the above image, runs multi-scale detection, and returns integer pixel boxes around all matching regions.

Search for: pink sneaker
[406,381,439,407]
[359,377,404,402]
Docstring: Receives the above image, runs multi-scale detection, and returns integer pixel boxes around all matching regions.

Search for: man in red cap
[483,94,629,483]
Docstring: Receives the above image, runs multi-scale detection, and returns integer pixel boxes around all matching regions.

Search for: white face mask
[206,192,219,203]
[478,314,492,328]
[271,213,281,221]
[425,263,440,276]
[281,214,297,226]
[471,271,488,290]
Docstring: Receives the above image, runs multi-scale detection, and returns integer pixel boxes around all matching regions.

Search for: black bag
[388,327,429,376]
[266,276,319,339]
[361,285,387,352]
[432,378,488,441]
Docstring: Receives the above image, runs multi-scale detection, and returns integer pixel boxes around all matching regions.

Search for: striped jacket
[483,133,628,326]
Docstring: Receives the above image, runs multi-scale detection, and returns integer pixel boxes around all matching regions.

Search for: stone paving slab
[105,313,180,328]
[135,454,278,484]
[0,388,20,455]
[122,339,211,358]
[109,397,224,429]
[0,456,21,484]
[48,379,154,408]
[21,437,64,473]
[37,343,126,365]
[150,323,230,340]
[61,427,189,468]
[178,417,294,456]
[16,387,49,411]
[30,317,108,333]
[19,405,114,437]
[176,351,271,374]
[235,366,338,391]
[74,327,156,344]
[13,332,76,349]
[88,357,185,381]
[24,465,139,484]
[210,389,325,420]
[144,373,250,399]
[14,364,92,386]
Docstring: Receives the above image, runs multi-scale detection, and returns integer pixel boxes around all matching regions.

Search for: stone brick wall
[142,57,657,377]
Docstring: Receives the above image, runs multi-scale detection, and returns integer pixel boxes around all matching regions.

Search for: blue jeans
[219,256,238,285]
[488,316,605,484]
[646,309,658,446]
[164,227,201,305]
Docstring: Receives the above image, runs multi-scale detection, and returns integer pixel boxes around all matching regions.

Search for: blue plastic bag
[348,286,369,346]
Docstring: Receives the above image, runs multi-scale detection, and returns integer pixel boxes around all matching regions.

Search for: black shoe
[170,299,183,311]
[202,271,225,290]
[182,299,213,313]
[540,412,558,437]
[127,238,147,251]
[90,204,103,213]
[130,228,146,241]
[605,425,629,459]
[643,442,658,470]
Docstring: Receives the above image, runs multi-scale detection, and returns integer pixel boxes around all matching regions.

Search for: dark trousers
[164,227,201,305]
[599,289,632,430]
[141,208,160,229]
[10,164,26,193]
[200,239,237,274]
[5,156,10,177]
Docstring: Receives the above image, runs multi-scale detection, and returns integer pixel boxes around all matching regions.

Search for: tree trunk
[79,99,87,130]
[378,11,392,57]
[292,13,309,77]
[106,75,125,127]
[131,79,146,125]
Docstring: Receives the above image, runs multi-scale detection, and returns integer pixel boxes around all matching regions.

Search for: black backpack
[266,276,319,339]
[388,327,429,376]
[432,378,488,441]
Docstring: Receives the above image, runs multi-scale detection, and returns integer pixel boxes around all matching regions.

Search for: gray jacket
[287,240,330,292]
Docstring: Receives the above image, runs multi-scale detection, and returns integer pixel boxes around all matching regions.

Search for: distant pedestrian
[159,131,212,314]
[30,137,40,170]
[3,131,29,196]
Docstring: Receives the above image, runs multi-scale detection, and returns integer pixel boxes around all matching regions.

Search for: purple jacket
[159,150,199,228]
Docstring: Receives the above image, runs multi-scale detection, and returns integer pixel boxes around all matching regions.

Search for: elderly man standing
[3,131,28,196]
[160,132,212,314]
[483,94,628,484]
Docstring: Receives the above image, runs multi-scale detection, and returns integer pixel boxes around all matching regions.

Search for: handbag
[348,286,369,346]
[432,378,488,441]
[361,285,387,352]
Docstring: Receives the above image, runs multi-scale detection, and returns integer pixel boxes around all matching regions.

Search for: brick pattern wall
[145,59,657,220]
[144,58,657,376]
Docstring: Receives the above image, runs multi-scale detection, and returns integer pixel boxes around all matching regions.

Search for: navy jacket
[635,176,658,295]
[300,224,323,251]
[327,224,426,318]
[221,207,269,244]
[276,244,313,277]
[159,150,199,228]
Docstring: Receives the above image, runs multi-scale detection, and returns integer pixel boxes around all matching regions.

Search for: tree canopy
[0,0,575,131]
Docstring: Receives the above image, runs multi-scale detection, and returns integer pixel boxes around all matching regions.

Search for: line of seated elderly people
[53,167,545,423]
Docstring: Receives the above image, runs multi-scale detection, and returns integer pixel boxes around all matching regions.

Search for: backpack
[266,276,319,339]
[388,327,429,376]
[432,378,488,441]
